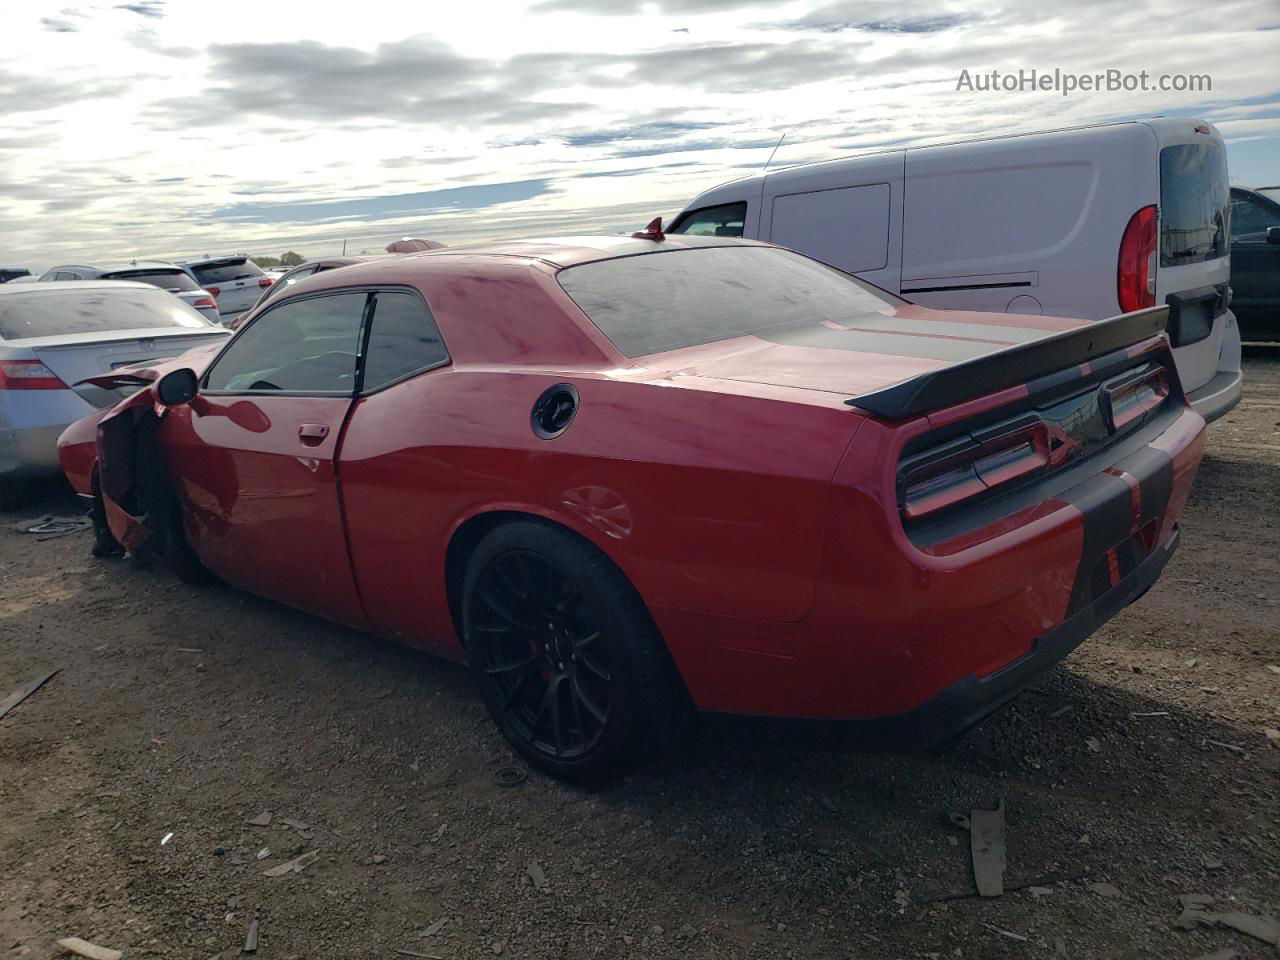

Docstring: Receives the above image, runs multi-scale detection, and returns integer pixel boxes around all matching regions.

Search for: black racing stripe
[1064,472,1135,617]
[1117,445,1175,532]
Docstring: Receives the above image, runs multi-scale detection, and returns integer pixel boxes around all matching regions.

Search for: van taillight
[1117,205,1157,313]
[901,422,1050,521]
[258,277,274,288]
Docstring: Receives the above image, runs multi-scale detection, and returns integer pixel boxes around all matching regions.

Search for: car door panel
[162,290,370,625]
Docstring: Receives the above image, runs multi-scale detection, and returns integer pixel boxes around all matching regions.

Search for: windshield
[189,258,264,284]
[100,268,200,292]
[1159,142,1229,266]
[557,245,899,358]
[0,287,212,340]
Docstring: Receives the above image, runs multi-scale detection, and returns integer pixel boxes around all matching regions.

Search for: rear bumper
[0,424,67,478]
[1186,368,1242,423]
[853,526,1179,747]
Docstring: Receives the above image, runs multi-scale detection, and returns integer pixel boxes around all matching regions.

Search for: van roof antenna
[763,132,787,172]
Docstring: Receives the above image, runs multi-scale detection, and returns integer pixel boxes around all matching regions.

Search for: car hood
[636,305,1086,399]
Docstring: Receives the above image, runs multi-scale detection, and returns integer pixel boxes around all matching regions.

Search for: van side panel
[762,151,905,291]
[900,124,1157,320]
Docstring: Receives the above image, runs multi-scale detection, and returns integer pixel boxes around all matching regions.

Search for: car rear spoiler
[845,305,1170,419]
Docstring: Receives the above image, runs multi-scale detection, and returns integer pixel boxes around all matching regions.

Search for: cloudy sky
[3,0,1278,270]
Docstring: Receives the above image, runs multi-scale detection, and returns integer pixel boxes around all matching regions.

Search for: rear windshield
[0,288,212,340]
[557,246,898,358]
[1159,142,1228,267]
[100,268,200,292]
[189,258,264,284]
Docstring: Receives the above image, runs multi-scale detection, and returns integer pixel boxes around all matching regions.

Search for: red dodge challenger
[57,233,1205,781]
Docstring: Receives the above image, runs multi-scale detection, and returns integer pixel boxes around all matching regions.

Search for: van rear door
[1145,123,1234,401]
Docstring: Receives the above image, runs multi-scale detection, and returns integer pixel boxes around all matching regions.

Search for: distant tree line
[251,251,306,268]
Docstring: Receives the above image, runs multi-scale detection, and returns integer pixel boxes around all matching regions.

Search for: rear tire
[462,520,687,784]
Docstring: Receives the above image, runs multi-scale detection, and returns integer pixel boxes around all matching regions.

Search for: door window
[1230,192,1280,239]
[670,202,747,237]
[204,292,367,394]
[361,291,449,391]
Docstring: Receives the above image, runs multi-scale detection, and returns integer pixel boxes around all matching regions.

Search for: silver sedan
[0,281,229,506]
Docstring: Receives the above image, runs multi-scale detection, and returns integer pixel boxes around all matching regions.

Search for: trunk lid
[640,305,1089,400]
[30,330,229,394]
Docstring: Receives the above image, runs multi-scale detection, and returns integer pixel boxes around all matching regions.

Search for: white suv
[178,256,272,320]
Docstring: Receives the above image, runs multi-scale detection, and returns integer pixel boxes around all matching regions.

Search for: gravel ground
[1,350,1277,960]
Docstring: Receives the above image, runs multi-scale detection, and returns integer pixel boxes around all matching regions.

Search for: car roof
[180,255,251,267]
[389,233,769,269]
[49,261,186,274]
[0,279,156,296]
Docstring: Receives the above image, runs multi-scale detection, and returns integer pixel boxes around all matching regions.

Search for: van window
[1159,143,1228,266]
[670,202,747,237]
[770,183,890,274]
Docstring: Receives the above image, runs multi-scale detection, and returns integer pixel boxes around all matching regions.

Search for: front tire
[462,520,687,783]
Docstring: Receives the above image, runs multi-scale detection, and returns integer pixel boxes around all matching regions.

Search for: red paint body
[57,237,1205,724]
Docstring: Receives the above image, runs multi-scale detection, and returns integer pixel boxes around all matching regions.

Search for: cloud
[0,67,133,114]
[114,1,166,17]
[152,37,595,129]
[560,120,726,147]
[531,0,765,12]
[207,179,554,224]
[40,17,79,32]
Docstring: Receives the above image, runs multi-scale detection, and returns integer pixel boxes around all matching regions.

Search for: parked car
[1,267,31,284]
[247,255,388,315]
[672,117,1242,423]
[58,234,1204,781]
[1228,185,1280,341]
[1,281,228,506]
[178,256,272,319]
[4,275,39,285]
[38,261,221,325]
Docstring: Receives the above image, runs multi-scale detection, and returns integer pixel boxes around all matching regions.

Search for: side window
[670,202,748,237]
[361,291,449,392]
[204,292,368,394]
[54,271,79,281]
[1230,194,1278,238]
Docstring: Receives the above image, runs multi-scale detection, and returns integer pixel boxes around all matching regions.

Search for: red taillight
[191,296,217,309]
[902,423,1050,521]
[205,286,221,297]
[1117,205,1157,313]
[0,359,67,390]
[258,277,274,288]
[1103,366,1169,431]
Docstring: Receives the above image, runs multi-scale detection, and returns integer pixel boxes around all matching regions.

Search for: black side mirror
[156,367,199,406]
[1267,226,1280,246]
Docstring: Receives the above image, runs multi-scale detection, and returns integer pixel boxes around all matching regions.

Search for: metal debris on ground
[262,849,318,877]
[395,950,444,959]
[0,669,61,722]
[255,848,270,860]
[246,811,273,826]
[1206,740,1246,754]
[1085,737,1102,752]
[19,516,91,539]
[241,918,258,954]
[493,765,527,787]
[55,937,123,960]
[969,800,1007,897]
[417,918,447,938]
[1129,711,1170,717]
[980,922,1029,942]
[1049,704,1073,718]
[1174,895,1280,945]
[160,832,174,845]
[527,860,547,890]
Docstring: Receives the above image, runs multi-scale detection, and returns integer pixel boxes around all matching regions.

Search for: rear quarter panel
[337,367,862,659]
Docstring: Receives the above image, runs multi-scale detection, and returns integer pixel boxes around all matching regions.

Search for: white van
[670,118,1242,422]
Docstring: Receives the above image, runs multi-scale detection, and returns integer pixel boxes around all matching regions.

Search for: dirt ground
[2,350,1277,960]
